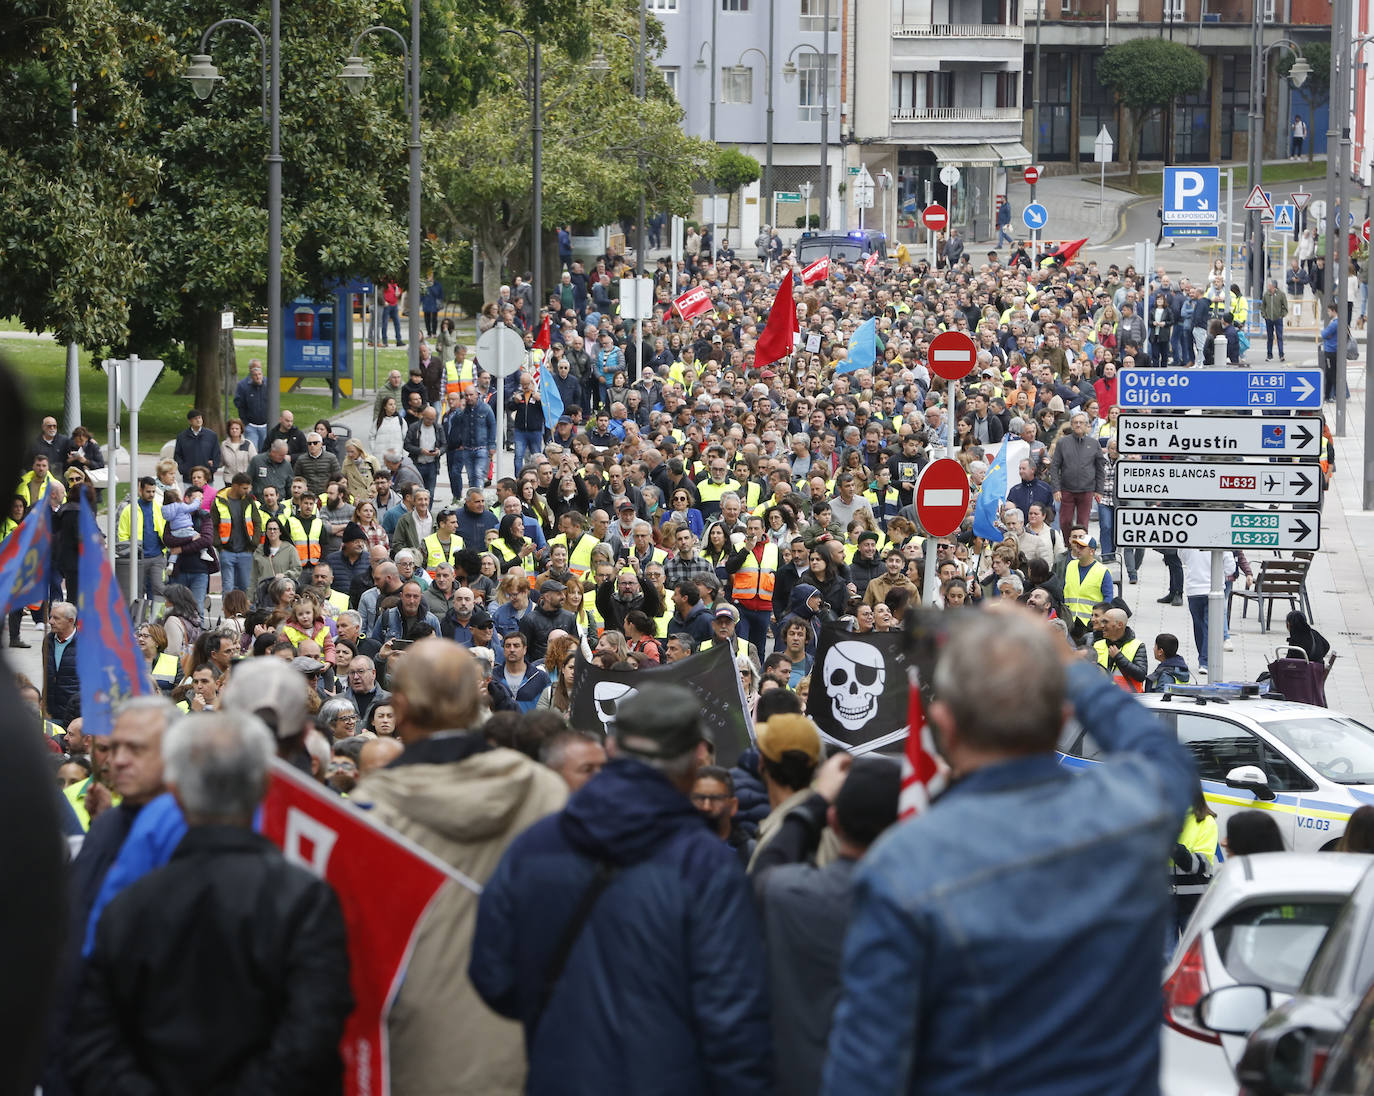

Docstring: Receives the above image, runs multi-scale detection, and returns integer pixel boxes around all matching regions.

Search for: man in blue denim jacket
[824,611,1196,1096]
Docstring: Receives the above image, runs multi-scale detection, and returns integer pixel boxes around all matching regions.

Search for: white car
[1160,853,1371,1096]
[1058,686,1374,852]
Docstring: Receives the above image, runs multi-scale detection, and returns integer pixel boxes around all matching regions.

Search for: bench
[1227,555,1313,633]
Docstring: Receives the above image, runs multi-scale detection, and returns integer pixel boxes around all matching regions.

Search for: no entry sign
[927,330,978,381]
[915,458,970,538]
[1023,165,1040,186]
[921,203,948,232]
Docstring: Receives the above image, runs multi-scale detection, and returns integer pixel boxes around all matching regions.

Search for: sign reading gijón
[1115,368,1322,551]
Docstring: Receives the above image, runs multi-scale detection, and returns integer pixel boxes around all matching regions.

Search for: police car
[1057,684,1374,852]
[794,230,886,265]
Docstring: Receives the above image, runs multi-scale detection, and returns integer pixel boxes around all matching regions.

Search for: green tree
[428,0,712,303]
[1279,43,1330,164]
[1098,39,1208,186]
[712,148,761,232]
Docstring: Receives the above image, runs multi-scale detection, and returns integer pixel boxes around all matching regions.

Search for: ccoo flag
[76,494,152,736]
[971,436,1029,542]
[0,484,52,616]
[673,286,713,322]
[837,316,877,375]
[800,255,831,284]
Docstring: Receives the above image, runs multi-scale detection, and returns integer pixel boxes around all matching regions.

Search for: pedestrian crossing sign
[1272,204,1296,234]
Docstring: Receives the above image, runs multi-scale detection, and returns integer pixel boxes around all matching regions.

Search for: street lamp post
[731,48,773,226]
[783,38,828,230]
[497,30,543,324]
[337,12,422,376]
[185,0,283,427]
[1245,35,1309,301]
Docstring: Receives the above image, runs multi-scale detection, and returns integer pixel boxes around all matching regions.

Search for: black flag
[805,624,910,754]
[569,643,753,767]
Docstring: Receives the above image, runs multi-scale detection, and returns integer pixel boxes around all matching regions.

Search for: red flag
[899,667,949,819]
[800,255,831,284]
[673,285,713,321]
[863,250,879,274]
[532,315,550,351]
[754,269,797,368]
[260,760,473,1096]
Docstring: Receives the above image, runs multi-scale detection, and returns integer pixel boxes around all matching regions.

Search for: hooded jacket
[469,758,773,1095]
[353,734,567,1096]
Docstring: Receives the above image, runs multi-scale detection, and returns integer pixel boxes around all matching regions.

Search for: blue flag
[537,356,564,430]
[972,436,1011,542]
[837,317,877,375]
[76,495,152,736]
[0,484,52,616]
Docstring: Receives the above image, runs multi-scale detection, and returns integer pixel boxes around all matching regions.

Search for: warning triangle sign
[1273,205,1295,231]
[1291,191,1312,210]
[1244,184,1273,212]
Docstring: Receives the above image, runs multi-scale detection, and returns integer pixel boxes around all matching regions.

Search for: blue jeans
[244,423,267,451]
[220,551,253,595]
[174,571,209,610]
[996,225,1014,247]
[457,448,489,490]
[737,607,772,656]
[1187,594,1209,669]
[1265,319,1285,359]
[417,460,439,499]
[382,304,402,344]
[1172,328,1192,366]
[1097,504,1115,560]
[514,430,544,469]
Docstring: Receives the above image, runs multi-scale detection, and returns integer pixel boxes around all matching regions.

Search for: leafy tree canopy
[1098,38,1207,112]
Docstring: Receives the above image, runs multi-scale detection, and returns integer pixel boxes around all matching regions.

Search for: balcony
[893,22,1023,36]
[891,106,1022,121]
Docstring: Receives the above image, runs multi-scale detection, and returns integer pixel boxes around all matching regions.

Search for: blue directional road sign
[1163,166,1220,225]
[1022,203,1048,231]
[1272,204,1296,234]
[1163,224,1220,239]
[1118,367,1322,410]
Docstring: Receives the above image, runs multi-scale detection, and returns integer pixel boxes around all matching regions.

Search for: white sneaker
[1223,638,1234,652]
[1197,666,1209,678]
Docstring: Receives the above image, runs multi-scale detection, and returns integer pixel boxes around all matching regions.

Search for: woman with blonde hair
[343,439,380,502]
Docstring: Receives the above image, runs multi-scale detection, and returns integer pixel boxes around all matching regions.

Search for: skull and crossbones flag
[568,643,753,766]
[805,624,911,755]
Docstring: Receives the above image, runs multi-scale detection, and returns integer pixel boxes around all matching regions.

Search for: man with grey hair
[68,710,353,1094]
[824,609,1195,1094]
[293,431,342,497]
[470,684,771,1090]
[382,447,423,492]
[1049,410,1105,535]
[43,601,80,725]
[247,438,294,504]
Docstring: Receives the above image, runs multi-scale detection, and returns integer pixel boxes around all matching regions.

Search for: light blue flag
[537,354,564,429]
[972,436,1011,542]
[837,316,876,375]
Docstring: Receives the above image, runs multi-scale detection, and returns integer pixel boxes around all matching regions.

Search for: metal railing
[893,22,1023,36]
[890,106,1022,121]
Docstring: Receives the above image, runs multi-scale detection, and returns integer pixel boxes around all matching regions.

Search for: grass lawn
[0,335,361,452]
[1104,159,1328,196]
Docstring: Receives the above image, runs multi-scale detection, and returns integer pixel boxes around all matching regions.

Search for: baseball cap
[557,415,572,425]
[617,499,635,512]
[539,579,567,594]
[857,530,879,544]
[219,658,308,740]
[755,713,822,764]
[834,756,901,845]
[614,684,703,759]
[714,604,738,621]
[470,610,494,629]
[291,656,327,675]
[1069,529,1090,547]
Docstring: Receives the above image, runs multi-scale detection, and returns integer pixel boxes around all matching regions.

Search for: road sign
[1243,184,1273,212]
[101,357,164,413]
[1022,202,1048,231]
[1116,507,1320,551]
[1163,225,1220,239]
[1291,191,1312,210]
[1163,167,1220,224]
[1272,204,1296,234]
[939,165,961,187]
[1365,218,1371,243]
[1260,205,1275,225]
[927,330,978,381]
[1116,413,1321,459]
[773,191,801,203]
[921,203,948,232]
[1094,126,1114,163]
[914,458,970,538]
[1116,461,1320,504]
[1023,165,1040,185]
[1118,367,1322,410]
[475,324,526,376]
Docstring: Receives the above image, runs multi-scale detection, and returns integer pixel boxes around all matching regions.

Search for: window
[646,0,677,10]
[1175,713,1315,792]
[800,0,840,31]
[722,65,753,105]
[797,52,837,121]
[1162,0,1185,18]
[1212,902,1344,995]
[722,0,750,8]
[1264,0,1276,20]
[659,67,679,99]
[891,71,955,115]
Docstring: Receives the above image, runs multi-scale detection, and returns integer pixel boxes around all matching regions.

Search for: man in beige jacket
[353,639,567,1096]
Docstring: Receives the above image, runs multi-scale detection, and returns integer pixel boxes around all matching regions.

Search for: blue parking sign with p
[1164,167,1220,226]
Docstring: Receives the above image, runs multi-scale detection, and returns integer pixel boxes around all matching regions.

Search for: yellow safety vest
[1094,636,1145,692]
[1063,560,1108,625]
[151,652,181,690]
[17,470,62,507]
[287,514,324,564]
[701,637,751,659]
[697,478,742,516]
[446,358,477,396]
[325,588,351,614]
[730,541,779,606]
[116,497,167,546]
[213,496,262,548]
[551,532,598,581]
[422,532,465,573]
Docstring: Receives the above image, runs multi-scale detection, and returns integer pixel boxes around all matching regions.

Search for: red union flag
[673,286,713,321]
[260,759,476,1096]
[899,668,949,819]
[800,255,830,284]
[864,250,880,274]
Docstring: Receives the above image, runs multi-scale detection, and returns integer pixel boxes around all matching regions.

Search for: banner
[673,286,713,322]
[0,483,51,617]
[800,255,831,284]
[864,250,880,274]
[76,495,152,735]
[804,624,910,755]
[568,643,752,766]
[260,759,477,1096]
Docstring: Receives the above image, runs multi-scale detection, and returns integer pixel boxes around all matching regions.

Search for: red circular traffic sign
[1024,165,1040,185]
[921,203,948,232]
[915,459,970,539]
[927,330,978,381]
[1364,218,1370,243]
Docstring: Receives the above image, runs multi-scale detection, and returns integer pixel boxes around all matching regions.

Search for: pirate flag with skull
[806,623,911,754]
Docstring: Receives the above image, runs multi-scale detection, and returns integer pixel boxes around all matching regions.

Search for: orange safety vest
[730,541,779,606]
[1095,637,1145,693]
[288,514,324,564]
[215,496,260,547]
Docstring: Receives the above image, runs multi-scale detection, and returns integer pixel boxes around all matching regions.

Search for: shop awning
[993,141,1033,166]
[928,142,1000,167]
